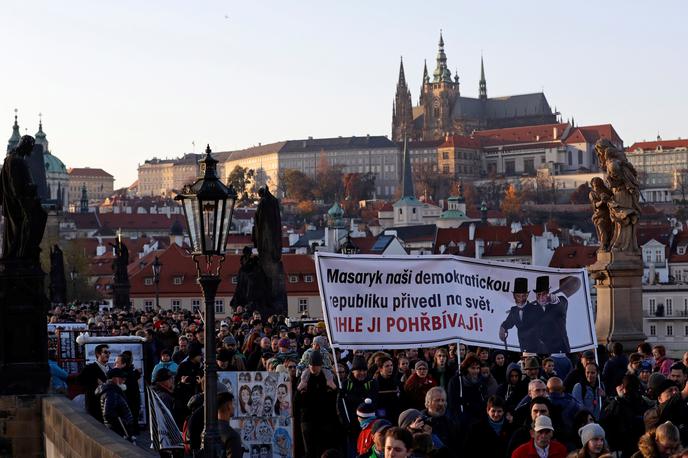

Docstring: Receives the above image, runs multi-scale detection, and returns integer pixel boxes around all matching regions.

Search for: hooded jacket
[96,382,134,438]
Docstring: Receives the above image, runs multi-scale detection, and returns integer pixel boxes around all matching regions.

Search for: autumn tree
[227,165,250,196]
[313,151,344,202]
[343,172,376,202]
[500,184,522,224]
[281,169,315,201]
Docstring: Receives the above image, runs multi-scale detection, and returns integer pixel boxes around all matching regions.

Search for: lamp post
[69,267,78,303]
[175,145,237,457]
[152,256,163,310]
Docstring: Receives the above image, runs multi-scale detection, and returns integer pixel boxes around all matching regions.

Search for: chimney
[469,223,476,241]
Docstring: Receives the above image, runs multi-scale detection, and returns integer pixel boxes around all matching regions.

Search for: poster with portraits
[217,371,294,458]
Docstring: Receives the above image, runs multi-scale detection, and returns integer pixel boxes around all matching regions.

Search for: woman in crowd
[403,361,437,411]
[428,348,455,390]
[572,362,605,420]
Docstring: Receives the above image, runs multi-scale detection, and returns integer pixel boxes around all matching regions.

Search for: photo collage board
[217,371,294,458]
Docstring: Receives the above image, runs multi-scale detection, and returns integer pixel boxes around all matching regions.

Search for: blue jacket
[49,360,68,391]
[151,360,178,382]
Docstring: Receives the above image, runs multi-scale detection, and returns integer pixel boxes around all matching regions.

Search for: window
[192,299,201,314]
[650,325,656,336]
[442,165,450,174]
[172,300,181,311]
[289,275,299,283]
[144,300,153,312]
[666,298,673,315]
[578,150,583,164]
[667,325,673,337]
[676,270,683,283]
[144,277,153,286]
[649,298,656,315]
[173,276,183,285]
[644,251,652,263]
[655,250,663,263]
[524,159,534,174]
[685,325,688,336]
[505,160,515,175]
[298,298,308,313]
[215,299,224,314]
[567,151,572,166]
[442,152,449,160]
[304,275,314,283]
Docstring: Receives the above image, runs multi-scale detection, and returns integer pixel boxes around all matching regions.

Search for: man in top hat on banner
[534,276,570,353]
[499,277,541,353]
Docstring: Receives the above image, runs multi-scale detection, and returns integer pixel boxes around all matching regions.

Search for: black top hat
[513,277,529,294]
[534,276,550,293]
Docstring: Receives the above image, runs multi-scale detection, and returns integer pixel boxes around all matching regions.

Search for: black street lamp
[152,256,163,310]
[69,267,78,302]
[175,145,237,457]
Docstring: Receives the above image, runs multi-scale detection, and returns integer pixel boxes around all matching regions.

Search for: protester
[217,392,243,457]
[78,343,110,422]
[374,355,403,422]
[151,368,175,413]
[572,362,605,420]
[652,345,674,376]
[421,387,457,451]
[464,395,514,457]
[511,415,568,458]
[601,342,628,392]
[633,421,682,458]
[383,427,413,458]
[96,368,136,442]
[428,348,455,390]
[403,360,437,411]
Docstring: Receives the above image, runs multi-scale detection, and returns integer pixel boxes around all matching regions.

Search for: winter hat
[223,335,237,346]
[153,368,174,383]
[316,321,326,331]
[278,338,291,349]
[648,372,666,393]
[352,356,367,371]
[639,361,653,372]
[371,419,392,435]
[313,335,329,348]
[524,357,540,369]
[398,409,423,430]
[578,423,605,446]
[356,398,376,418]
[106,368,127,379]
[310,350,324,367]
[414,360,428,370]
[655,379,678,399]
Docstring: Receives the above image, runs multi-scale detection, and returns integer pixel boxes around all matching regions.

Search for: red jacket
[511,439,567,458]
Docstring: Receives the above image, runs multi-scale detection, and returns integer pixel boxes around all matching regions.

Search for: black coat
[96,382,134,438]
[78,362,108,422]
[374,373,402,422]
[464,414,514,458]
[538,296,570,353]
[500,303,542,353]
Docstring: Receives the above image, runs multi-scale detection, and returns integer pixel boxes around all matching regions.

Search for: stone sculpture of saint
[110,236,130,284]
[0,135,47,262]
[594,139,641,253]
[252,187,282,262]
[589,177,613,252]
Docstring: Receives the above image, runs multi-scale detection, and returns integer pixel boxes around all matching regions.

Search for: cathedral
[392,33,558,142]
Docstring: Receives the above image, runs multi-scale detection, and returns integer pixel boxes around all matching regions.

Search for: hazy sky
[2,1,686,188]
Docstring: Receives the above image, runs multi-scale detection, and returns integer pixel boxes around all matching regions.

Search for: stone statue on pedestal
[49,244,67,305]
[110,235,131,309]
[589,139,645,350]
[0,135,50,394]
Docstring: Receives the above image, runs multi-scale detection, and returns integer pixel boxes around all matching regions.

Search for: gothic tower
[421,32,460,140]
[479,55,487,100]
[392,57,414,142]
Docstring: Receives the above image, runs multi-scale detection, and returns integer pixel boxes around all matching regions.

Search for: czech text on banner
[315,252,596,353]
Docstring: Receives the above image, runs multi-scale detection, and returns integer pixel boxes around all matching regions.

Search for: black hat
[106,368,127,379]
[356,398,376,418]
[655,379,678,398]
[188,346,203,359]
[153,368,174,383]
[513,277,529,294]
[310,351,323,367]
[352,356,367,371]
[534,276,550,293]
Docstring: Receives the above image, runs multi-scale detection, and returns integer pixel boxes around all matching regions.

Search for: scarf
[359,416,377,429]
[488,417,504,435]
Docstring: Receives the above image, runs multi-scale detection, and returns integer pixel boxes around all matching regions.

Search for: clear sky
[2,1,687,188]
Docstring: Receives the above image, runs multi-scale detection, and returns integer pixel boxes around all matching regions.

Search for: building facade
[627,138,688,203]
[68,167,114,207]
[137,153,201,197]
[392,33,558,142]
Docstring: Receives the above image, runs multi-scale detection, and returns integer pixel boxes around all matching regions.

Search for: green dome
[327,201,344,218]
[44,153,67,174]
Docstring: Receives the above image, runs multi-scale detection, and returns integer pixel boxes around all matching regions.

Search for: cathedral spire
[397,56,407,87]
[422,59,429,84]
[401,136,414,199]
[479,55,487,100]
[433,30,452,83]
[35,112,49,153]
[392,57,414,142]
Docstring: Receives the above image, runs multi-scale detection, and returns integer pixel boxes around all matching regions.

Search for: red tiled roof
[564,124,622,146]
[473,123,569,146]
[434,224,558,254]
[97,213,187,231]
[628,139,688,151]
[68,167,114,178]
[549,245,598,268]
[439,135,481,149]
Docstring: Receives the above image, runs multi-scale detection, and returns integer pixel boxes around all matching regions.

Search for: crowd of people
[48,304,688,458]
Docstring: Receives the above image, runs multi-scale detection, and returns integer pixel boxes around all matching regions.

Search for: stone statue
[49,244,67,305]
[0,135,47,261]
[230,246,270,311]
[589,177,613,252]
[252,187,282,262]
[110,236,130,284]
[594,139,641,252]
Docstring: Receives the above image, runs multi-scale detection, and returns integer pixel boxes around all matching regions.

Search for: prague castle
[392,32,558,142]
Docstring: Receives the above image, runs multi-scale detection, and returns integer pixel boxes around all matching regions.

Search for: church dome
[44,152,67,175]
[327,201,344,219]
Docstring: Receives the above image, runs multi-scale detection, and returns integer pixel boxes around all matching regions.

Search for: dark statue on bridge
[232,187,287,315]
[0,135,50,394]
[49,244,67,305]
[0,135,47,261]
[110,234,131,309]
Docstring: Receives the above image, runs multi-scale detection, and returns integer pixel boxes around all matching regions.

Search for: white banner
[315,253,596,353]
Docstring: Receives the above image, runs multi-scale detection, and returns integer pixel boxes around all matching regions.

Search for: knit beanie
[578,423,605,446]
[398,409,423,429]
[356,398,376,418]
[352,356,367,371]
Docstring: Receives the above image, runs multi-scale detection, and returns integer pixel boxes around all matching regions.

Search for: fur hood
[635,431,661,458]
